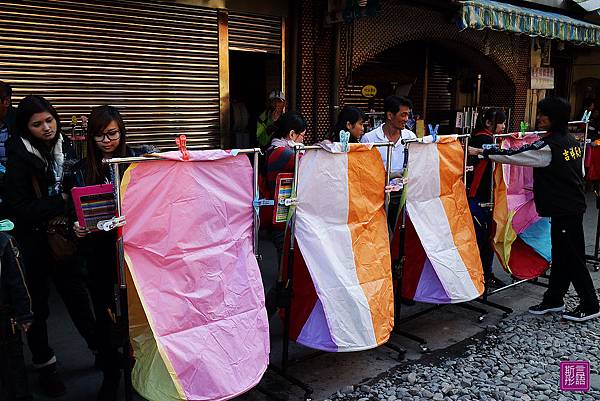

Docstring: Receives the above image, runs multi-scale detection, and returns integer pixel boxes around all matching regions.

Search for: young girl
[72,105,153,401]
[466,108,507,289]
[329,107,366,143]
[5,95,96,397]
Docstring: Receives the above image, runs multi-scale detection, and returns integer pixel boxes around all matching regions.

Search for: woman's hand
[61,193,69,201]
[468,146,483,156]
[73,221,90,238]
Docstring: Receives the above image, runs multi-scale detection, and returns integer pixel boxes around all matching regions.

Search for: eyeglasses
[94,129,120,142]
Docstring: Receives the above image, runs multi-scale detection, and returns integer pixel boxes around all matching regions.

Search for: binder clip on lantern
[583,110,592,124]
[428,124,439,142]
[176,134,190,161]
[280,197,298,207]
[97,216,127,232]
[519,121,528,138]
[339,130,350,153]
[0,219,15,232]
[480,142,499,158]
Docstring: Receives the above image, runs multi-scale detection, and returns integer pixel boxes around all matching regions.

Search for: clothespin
[339,130,350,152]
[175,135,190,161]
[71,115,78,126]
[519,121,528,138]
[281,198,298,207]
[253,198,274,218]
[97,216,126,232]
[428,124,439,142]
[0,219,14,232]
[582,110,592,124]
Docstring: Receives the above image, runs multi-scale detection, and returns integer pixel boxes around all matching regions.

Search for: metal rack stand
[387,134,490,350]
[103,148,314,401]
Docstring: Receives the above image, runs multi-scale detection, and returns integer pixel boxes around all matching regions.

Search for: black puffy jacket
[4,136,67,244]
[0,233,33,325]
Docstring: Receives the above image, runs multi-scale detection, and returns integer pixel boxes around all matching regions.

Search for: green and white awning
[573,0,600,12]
[458,0,600,46]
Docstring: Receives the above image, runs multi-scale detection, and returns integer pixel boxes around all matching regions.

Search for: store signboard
[361,85,377,98]
[531,67,554,90]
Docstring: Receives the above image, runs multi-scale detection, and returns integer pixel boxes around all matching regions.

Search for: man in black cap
[471,96,599,322]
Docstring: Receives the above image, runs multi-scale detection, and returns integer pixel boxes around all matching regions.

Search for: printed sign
[361,85,377,98]
[273,173,294,224]
[455,112,464,129]
[531,67,554,90]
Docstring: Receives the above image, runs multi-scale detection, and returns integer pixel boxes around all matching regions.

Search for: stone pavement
[329,291,600,401]
[24,193,600,400]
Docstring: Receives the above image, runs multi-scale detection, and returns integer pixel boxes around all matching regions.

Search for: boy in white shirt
[361,96,416,230]
[361,95,416,179]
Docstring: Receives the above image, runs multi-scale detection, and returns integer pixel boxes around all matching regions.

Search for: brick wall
[297,0,334,142]
[296,1,531,141]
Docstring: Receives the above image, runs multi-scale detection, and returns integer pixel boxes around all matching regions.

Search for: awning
[573,0,600,12]
[458,0,600,46]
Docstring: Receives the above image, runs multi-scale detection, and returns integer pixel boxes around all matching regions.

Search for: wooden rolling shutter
[228,12,281,54]
[0,0,220,148]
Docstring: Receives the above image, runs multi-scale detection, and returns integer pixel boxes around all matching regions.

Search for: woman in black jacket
[4,95,96,397]
[72,105,154,401]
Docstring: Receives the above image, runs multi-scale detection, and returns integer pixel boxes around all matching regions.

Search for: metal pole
[463,135,470,184]
[494,131,547,138]
[475,74,482,107]
[401,134,471,145]
[489,134,497,208]
[385,141,393,215]
[110,162,133,401]
[103,147,262,165]
[582,120,589,177]
[253,151,260,259]
[423,45,429,121]
[282,145,301,372]
[595,192,600,260]
[111,163,126,292]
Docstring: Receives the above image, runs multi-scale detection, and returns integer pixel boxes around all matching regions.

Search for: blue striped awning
[457,0,600,46]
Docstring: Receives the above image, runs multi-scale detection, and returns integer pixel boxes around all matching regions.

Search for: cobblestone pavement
[329,291,600,401]
[28,194,600,400]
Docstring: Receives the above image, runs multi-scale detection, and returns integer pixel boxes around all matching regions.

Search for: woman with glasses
[5,95,97,398]
[71,105,153,401]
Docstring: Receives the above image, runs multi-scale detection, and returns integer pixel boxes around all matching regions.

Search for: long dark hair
[475,108,506,133]
[330,106,365,142]
[273,112,307,139]
[86,105,127,185]
[16,95,62,164]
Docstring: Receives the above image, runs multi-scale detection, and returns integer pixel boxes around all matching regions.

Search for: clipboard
[273,173,294,225]
[71,184,116,232]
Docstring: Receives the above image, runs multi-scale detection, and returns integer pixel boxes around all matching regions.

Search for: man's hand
[468,146,483,156]
[385,177,408,193]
